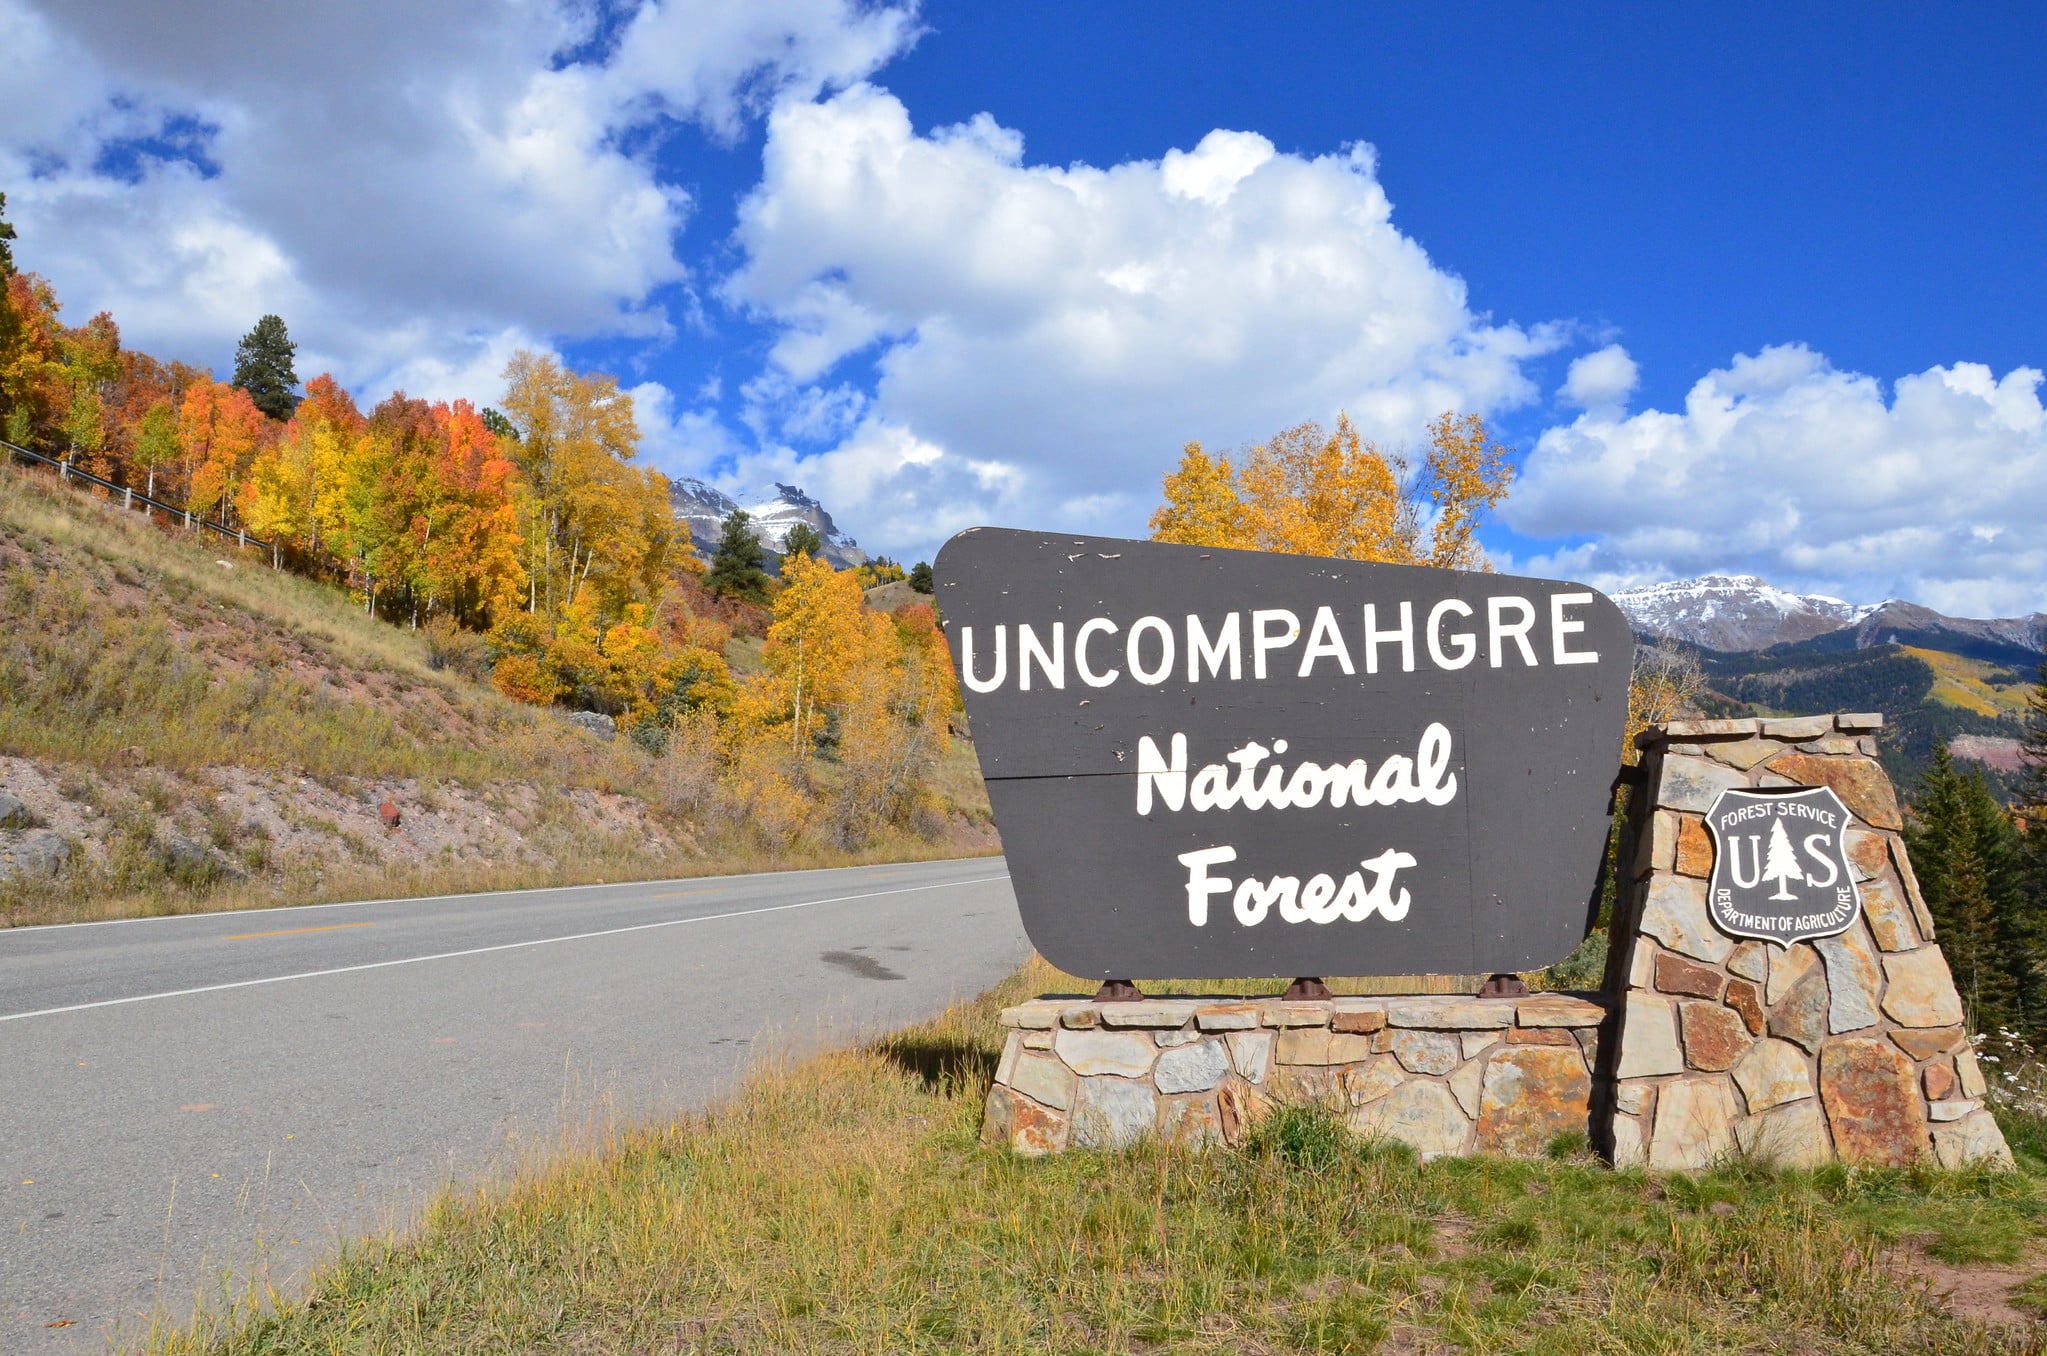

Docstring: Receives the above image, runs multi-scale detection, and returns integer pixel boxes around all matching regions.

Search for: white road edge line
[0,875,1009,1023]
[15,855,1006,932]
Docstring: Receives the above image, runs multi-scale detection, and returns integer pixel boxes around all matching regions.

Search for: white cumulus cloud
[1561,343,1639,411]
[719,85,1558,560]
[0,0,917,392]
[1506,344,2047,616]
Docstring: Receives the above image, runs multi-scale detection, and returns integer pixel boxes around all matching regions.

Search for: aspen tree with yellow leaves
[1149,411,1512,569]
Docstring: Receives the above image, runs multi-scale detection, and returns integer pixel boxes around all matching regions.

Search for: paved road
[0,857,1025,1353]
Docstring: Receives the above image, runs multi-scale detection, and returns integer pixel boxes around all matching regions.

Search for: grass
[1905,646,2035,720]
[144,956,2047,1355]
[0,461,646,787]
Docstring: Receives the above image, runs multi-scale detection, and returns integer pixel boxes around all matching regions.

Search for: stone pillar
[1603,714,2010,1170]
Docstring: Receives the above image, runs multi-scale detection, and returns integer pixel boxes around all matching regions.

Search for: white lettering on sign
[1134,723,1459,814]
[1144,722,1457,929]
[1177,845,1418,927]
[962,593,1597,694]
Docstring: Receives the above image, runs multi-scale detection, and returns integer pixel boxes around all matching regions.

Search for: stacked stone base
[1607,715,2013,1171]
[983,993,1607,1159]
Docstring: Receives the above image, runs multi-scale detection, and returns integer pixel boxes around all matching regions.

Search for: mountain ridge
[668,477,869,570]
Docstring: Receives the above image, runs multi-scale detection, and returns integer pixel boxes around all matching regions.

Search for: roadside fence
[0,436,275,561]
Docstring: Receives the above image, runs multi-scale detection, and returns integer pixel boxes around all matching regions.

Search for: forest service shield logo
[1703,787,1862,947]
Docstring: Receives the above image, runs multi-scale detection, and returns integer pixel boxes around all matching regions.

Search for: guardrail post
[238,527,246,548]
[123,487,133,509]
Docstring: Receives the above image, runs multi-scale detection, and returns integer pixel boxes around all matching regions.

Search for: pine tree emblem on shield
[1702,787,1862,947]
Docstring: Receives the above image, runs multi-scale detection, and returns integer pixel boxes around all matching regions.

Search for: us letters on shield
[1703,786,1863,947]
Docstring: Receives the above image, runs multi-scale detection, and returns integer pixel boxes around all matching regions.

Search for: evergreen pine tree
[232,314,300,420]
[783,522,823,559]
[704,509,770,602]
[1761,819,1804,900]
[2012,660,2047,1022]
[0,190,16,277]
[909,560,934,594]
[1908,745,2029,1035]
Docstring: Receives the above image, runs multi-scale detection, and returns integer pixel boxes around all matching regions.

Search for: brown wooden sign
[934,529,1633,980]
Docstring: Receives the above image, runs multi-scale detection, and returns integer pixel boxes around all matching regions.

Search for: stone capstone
[1880,948,1966,1028]
[1679,1000,1753,1072]
[1516,996,1606,1028]
[1820,1039,1928,1166]
[1734,1098,1832,1169]
[1054,1028,1158,1078]
[1156,1039,1231,1094]
[1350,1080,1471,1161]
[1391,1000,1512,1029]
[1762,751,1903,830]
[1476,1046,1591,1156]
[1071,1076,1156,1150]
[1658,753,1751,814]
[1815,925,1881,1033]
[1617,993,1686,1079]
[1640,874,1736,964]
[1195,1004,1261,1031]
[1387,1029,1462,1076]
[1648,1078,1740,1169]
[1733,1038,1814,1114]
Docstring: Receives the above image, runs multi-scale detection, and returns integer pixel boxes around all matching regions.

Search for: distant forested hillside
[1689,638,2035,800]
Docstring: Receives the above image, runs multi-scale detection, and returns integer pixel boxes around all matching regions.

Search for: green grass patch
[144,957,2047,1355]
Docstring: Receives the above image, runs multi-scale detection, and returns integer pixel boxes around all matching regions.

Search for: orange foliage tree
[1150,412,1512,569]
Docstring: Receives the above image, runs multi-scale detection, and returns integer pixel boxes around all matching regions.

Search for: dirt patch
[1890,1237,2047,1331]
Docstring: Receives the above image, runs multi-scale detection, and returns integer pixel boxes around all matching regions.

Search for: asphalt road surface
[0,857,1025,1353]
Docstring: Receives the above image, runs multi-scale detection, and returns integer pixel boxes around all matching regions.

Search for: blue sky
[4,1,2043,613]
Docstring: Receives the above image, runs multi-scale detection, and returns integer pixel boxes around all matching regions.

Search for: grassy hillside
[0,461,994,926]
[146,956,2047,1355]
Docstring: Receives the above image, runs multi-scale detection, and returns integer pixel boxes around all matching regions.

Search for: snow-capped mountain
[668,478,869,570]
[1610,575,1874,652]
[1613,575,2047,660]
